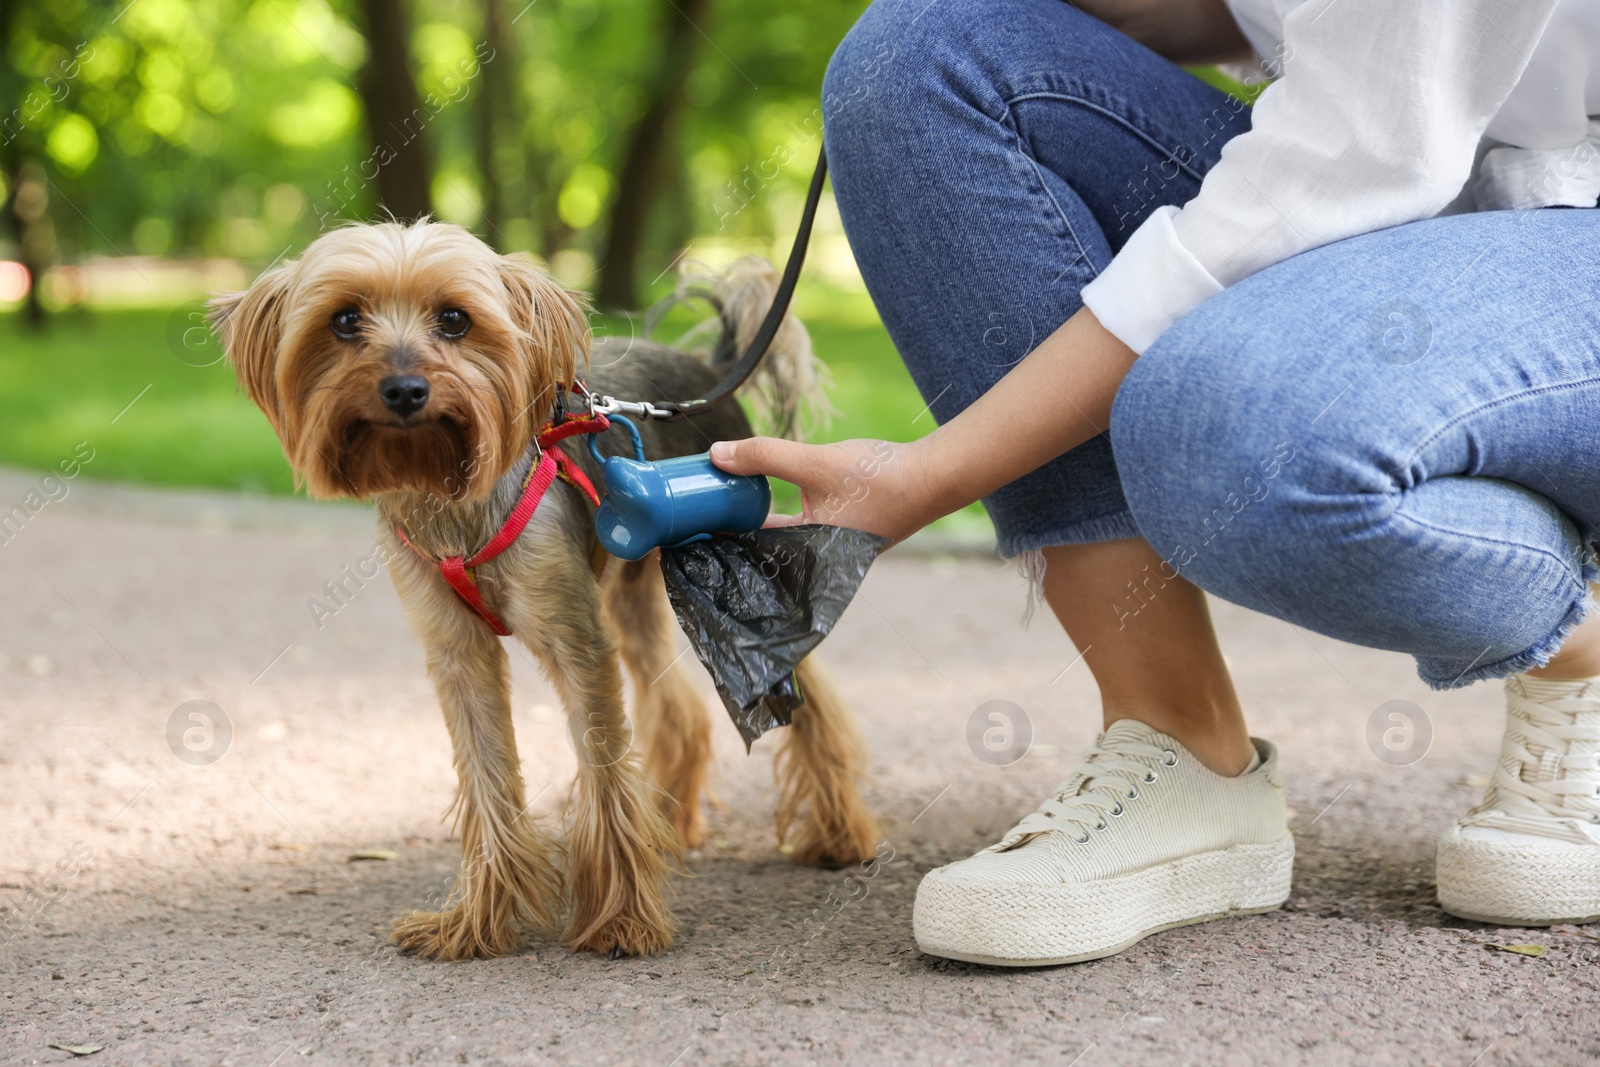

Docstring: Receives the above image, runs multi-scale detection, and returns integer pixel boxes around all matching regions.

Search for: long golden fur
[211,220,879,958]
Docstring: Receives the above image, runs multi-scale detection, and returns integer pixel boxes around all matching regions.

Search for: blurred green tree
[357,0,436,220]
[473,0,517,247]
[595,0,711,308]
[0,0,862,287]
[0,0,1253,311]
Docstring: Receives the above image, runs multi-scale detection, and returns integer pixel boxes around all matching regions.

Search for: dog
[209,220,880,958]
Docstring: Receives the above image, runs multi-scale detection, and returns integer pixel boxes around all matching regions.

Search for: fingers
[761,512,807,529]
[709,437,825,485]
[713,436,912,538]
[713,438,823,529]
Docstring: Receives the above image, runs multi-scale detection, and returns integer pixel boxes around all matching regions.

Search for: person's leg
[1111,206,1600,689]
[823,0,1256,770]
[1043,542,1254,773]
[1529,614,1600,679]
[1111,205,1600,926]
[827,0,1296,968]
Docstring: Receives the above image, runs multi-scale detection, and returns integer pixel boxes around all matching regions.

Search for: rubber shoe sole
[914,836,1294,967]
[1437,827,1600,927]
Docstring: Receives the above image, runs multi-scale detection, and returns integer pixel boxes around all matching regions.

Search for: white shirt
[1080,0,1591,355]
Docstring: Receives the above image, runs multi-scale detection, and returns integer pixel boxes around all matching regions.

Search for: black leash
[588,145,829,422]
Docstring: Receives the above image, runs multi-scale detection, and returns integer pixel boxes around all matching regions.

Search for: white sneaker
[913,719,1294,966]
[1437,674,1600,926]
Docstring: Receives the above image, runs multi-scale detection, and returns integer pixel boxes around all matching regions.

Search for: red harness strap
[396,407,610,637]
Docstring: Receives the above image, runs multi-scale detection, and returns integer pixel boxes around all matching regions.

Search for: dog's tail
[646,256,832,441]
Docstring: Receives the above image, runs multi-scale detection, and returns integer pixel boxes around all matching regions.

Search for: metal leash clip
[591,395,689,421]
[565,146,825,429]
[573,379,705,422]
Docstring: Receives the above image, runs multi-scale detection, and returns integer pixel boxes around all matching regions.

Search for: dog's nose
[379,374,429,417]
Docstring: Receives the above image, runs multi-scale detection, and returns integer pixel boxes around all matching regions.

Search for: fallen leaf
[48,1043,105,1056]
[1492,943,1548,956]
[287,887,318,895]
[347,850,398,862]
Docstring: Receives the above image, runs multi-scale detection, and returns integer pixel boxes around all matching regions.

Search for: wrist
[898,434,969,532]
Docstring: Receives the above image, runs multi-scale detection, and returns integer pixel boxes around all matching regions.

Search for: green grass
[0,305,295,494]
[0,294,992,535]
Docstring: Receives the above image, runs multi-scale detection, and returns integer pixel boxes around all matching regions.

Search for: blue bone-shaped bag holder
[585,415,889,746]
[587,415,772,562]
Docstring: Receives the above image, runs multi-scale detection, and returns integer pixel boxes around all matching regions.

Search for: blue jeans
[824,0,1600,687]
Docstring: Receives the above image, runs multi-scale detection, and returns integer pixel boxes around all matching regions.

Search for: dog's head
[210,221,588,501]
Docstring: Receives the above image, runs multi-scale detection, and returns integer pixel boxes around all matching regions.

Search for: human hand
[708,437,936,545]
[708,308,1135,546]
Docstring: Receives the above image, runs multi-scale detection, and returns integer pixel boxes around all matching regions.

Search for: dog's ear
[209,261,298,428]
[498,253,590,393]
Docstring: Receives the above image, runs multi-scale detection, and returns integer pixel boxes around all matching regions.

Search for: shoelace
[1464,681,1600,839]
[999,734,1176,848]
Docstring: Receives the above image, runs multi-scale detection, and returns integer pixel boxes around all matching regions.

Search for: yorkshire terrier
[210,221,879,958]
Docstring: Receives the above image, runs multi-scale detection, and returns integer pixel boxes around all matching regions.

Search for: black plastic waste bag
[658,524,890,748]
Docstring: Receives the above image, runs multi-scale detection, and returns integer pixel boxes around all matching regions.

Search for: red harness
[395,407,612,637]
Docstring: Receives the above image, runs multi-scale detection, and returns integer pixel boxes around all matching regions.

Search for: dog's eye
[437,308,471,339]
[331,307,363,340]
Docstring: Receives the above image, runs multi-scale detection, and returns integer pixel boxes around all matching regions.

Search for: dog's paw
[783,809,881,869]
[567,913,674,958]
[665,801,708,852]
[390,906,522,960]
[567,758,682,957]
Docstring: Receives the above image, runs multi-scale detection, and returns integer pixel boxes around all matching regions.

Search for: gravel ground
[2,470,1597,1066]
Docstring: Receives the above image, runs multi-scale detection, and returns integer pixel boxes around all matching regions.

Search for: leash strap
[395,404,610,636]
[396,143,830,628]
[394,138,825,627]
[595,145,828,422]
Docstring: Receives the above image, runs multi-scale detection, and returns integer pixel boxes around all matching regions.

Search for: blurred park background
[0,0,1247,528]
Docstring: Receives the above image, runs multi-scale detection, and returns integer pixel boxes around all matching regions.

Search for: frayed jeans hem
[1416,562,1599,690]
[994,509,1143,560]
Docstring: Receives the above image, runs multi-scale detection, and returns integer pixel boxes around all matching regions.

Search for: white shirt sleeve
[1080,0,1562,355]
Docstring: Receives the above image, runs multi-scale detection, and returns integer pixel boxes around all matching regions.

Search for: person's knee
[823,0,971,164]
[823,0,1051,153]
[822,0,968,222]
[1111,325,1268,516]
[825,0,1121,204]
[821,1,906,132]
[1110,322,1308,590]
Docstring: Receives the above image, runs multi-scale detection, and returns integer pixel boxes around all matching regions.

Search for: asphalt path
[3,471,1595,1065]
